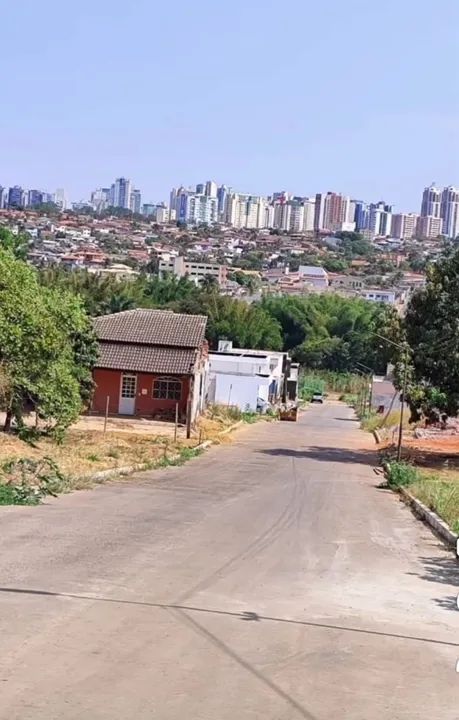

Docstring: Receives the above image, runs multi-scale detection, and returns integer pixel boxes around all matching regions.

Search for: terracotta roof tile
[96,342,197,374]
[94,309,207,348]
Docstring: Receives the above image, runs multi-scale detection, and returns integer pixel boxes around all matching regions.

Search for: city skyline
[1,1,458,212]
[3,175,459,240]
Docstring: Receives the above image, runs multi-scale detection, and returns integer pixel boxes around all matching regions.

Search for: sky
[1,0,459,212]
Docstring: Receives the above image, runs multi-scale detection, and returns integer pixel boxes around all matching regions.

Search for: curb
[84,419,244,484]
[398,486,458,552]
[383,462,458,553]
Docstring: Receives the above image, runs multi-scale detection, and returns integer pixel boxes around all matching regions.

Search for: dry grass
[0,430,185,486]
[0,405,246,492]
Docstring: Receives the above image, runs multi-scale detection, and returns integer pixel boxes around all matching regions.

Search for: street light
[373,333,409,462]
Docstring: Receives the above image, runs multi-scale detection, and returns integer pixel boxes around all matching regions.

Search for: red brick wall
[92,369,190,419]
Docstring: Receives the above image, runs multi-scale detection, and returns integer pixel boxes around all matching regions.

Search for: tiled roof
[96,342,197,374]
[94,309,207,348]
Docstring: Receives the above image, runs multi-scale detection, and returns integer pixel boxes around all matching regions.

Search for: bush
[0,457,68,504]
[387,461,419,488]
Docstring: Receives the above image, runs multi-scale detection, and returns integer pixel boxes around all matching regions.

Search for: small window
[153,378,182,400]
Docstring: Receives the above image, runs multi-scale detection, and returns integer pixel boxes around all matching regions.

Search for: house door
[119,374,137,415]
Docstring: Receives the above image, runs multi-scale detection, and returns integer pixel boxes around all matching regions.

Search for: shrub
[387,461,419,488]
[0,457,68,504]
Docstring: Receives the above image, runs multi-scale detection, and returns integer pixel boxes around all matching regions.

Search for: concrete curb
[398,486,458,552]
[84,419,244,484]
[383,462,458,553]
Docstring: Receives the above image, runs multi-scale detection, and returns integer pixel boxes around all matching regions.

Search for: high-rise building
[112,177,132,209]
[369,201,392,237]
[205,180,218,198]
[91,188,111,212]
[217,185,229,220]
[53,188,68,210]
[323,193,350,232]
[273,199,291,231]
[27,190,44,207]
[226,193,267,229]
[302,198,316,232]
[0,187,6,209]
[391,213,419,239]
[314,193,327,231]
[440,186,459,239]
[416,215,443,239]
[196,183,205,194]
[289,202,305,233]
[130,189,142,214]
[421,184,441,218]
[7,186,25,208]
[353,201,369,231]
[156,205,170,224]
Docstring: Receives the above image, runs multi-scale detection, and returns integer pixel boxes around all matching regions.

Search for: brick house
[91,309,208,424]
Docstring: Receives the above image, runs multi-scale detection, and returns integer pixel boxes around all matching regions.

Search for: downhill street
[0,402,458,719]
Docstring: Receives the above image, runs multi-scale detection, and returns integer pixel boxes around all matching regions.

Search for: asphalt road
[1,402,458,719]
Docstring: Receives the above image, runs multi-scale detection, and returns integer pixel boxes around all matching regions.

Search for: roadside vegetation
[385,461,459,535]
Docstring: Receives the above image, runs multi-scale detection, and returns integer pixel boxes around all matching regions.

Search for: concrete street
[0,401,458,719]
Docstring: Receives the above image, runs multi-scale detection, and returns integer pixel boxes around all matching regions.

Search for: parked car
[311,393,324,404]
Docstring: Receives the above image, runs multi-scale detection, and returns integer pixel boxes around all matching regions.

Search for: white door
[119,374,137,415]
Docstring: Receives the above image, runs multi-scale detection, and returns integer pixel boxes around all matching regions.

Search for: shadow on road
[259,446,377,466]
[407,552,459,611]
[0,586,457,648]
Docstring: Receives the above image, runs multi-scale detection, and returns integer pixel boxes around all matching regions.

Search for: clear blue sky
[2,0,458,211]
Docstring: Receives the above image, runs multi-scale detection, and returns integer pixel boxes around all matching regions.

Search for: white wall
[211,373,270,411]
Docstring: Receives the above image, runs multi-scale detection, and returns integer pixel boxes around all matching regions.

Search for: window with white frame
[152,377,182,400]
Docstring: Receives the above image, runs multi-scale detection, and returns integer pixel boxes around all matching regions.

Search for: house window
[152,378,182,400]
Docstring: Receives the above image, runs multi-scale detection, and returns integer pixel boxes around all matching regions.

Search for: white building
[130,189,142,214]
[53,188,68,210]
[205,180,218,198]
[369,202,392,237]
[302,197,316,232]
[416,214,442,239]
[298,265,329,289]
[289,202,305,233]
[440,186,459,238]
[226,194,268,229]
[158,255,227,285]
[361,288,396,304]
[273,200,291,231]
[208,341,288,411]
[391,213,418,239]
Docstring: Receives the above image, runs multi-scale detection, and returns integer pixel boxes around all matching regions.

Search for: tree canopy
[401,249,459,418]
[0,251,97,433]
[261,294,397,372]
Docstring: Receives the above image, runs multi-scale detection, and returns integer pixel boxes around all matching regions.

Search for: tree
[0,227,29,260]
[0,251,97,433]
[402,249,459,417]
[261,294,398,372]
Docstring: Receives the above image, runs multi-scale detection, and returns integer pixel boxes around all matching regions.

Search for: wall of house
[211,373,270,411]
[92,369,190,419]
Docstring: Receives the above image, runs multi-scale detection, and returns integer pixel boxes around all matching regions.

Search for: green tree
[0,227,29,260]
[261,294,397,372]
[0,251,97,433]
[402,249,459,417]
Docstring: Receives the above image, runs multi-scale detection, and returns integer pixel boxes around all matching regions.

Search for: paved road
[1,402,458,719]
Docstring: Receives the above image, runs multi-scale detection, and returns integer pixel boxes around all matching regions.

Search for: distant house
[208,340,295,411]
[360,288,397,304]
[91,309,208,424]
[298,265,329,289]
